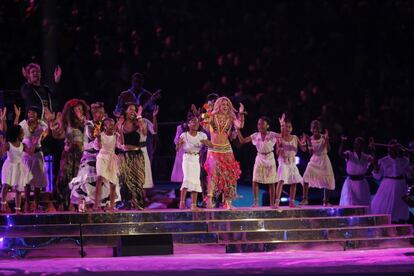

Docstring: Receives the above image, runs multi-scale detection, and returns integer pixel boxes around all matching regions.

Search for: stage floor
[0,247,413,275]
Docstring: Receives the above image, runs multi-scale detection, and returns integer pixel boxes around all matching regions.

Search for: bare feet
[289,201,296,208]
[34,207,45,213]
[272,199,280,209]
[190,205,200,211]
[104,206,115,213]
[206,197,213,209]
[84,205,94,213]
[179,201,186,209]
[299,199,309,206]
[223,201,233,210]
[0,202,9,213]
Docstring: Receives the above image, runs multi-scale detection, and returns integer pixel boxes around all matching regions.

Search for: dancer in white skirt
[177,116,211,210]
[275,117,306,208]
[338,137,374,206]
[95,118,124,211]
[302,120,335,206]
[237,116,279,207]
[171,104,209,184]
[371,140,411,222]
[14,105,48,212]
[0,124,37,213]
[138,105,159,190]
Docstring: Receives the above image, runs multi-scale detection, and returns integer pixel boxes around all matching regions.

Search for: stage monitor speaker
[116,234,174,256]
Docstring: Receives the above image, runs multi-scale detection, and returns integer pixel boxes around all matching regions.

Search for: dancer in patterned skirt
[203,97,244,209]
[118,103,146,210]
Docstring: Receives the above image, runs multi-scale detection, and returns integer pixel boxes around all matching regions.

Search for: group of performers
[0,63,412,224]
[172,96,412,222]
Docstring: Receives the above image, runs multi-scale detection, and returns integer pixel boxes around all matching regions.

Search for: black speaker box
[116,234,174,256]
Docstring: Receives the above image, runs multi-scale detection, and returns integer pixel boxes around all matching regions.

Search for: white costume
[371,155,411,221]
[303,137,335,190]
[277,135,303,185]
[19,119,48,189]
[1,142,31,192]
[139,118,156,188]
[96,133,120,185]
[250,131,278,184]
[339,151,372,206]
[180,131,207,193]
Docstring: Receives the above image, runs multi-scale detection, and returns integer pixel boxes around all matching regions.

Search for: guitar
[142,89,161,111]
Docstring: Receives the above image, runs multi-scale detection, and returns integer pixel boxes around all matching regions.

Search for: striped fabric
[119,150,145,209]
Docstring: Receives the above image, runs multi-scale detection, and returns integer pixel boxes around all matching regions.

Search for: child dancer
[237,116,279,207]
[171,104,205,184]
[338,137,374,206]
[302,120,335,206]
[371,140,411,222]
[95,118,124,211]
[14,105,48,212]
[275,117,306,208]
[177,116,211,210]
[1,125,37,213]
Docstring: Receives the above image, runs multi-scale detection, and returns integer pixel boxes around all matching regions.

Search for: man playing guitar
[114,72,161,119]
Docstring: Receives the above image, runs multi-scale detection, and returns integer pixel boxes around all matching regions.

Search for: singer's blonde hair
[211,96,237,120]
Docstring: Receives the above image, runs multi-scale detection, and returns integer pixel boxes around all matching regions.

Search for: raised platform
[0,206,413,258]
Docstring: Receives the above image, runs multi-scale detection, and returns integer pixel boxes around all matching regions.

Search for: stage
[0,247,414,275]
[0,206,413,260]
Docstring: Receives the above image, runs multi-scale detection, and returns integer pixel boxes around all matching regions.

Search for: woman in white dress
[302,120,335,206]
[0,124,37,213]
[177,116,211,210]
[237,116,279,207]
[14,105,48,212]
[338,137,373,206]
[95,118,124,211]
[371,140,411,222]
[275,117,306,208]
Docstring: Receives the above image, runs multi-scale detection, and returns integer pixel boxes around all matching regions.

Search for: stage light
[280,197,288,202]
[295,156,300,165]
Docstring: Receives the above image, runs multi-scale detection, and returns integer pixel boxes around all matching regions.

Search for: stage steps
[0,206,413,257]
